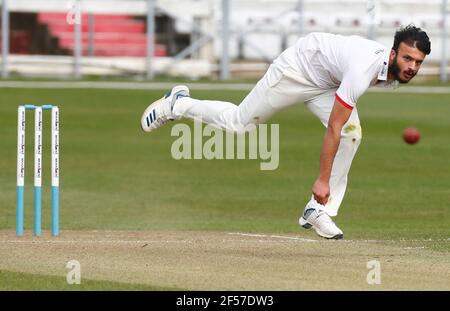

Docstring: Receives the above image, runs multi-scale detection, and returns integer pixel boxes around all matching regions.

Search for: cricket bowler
[140,25,430,239]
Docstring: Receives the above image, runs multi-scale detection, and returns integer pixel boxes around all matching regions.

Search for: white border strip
[1,81,450,93]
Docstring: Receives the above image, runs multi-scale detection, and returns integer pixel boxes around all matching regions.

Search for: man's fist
[312,178,330,205]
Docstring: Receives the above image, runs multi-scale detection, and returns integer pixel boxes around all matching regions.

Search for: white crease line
[0,81,254,91]
[227,232,318,242]
[227,233,267,238]
[226,233,450,243]
[334,239,450,243]
[0,239,315,244]
[1,232,448,244]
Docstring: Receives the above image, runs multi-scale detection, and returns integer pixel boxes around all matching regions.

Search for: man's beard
[388,55,416,84]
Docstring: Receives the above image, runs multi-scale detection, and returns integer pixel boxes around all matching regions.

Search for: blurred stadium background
[0,0,449,81]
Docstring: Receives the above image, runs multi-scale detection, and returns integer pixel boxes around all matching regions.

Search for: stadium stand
[37,13,167,57]
[1,0,447,78]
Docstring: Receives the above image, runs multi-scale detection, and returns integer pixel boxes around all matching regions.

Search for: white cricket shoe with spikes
[299,208,344,240]
[141,85,190,133]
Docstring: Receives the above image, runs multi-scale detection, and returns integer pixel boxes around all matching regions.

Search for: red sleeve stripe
[335,94,354,110]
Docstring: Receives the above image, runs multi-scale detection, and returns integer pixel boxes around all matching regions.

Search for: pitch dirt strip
[0,230,449,290]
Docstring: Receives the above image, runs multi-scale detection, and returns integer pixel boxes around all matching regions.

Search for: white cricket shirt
[284,32,392,109]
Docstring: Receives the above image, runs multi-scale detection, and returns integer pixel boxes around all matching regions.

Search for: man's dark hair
[392,24,431,55]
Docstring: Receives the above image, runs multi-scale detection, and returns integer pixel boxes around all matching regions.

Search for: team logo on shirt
[375,49,384,55]
[380,62,387,76]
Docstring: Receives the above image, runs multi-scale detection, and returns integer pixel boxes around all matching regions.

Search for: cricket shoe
[140,85,190,133]
[299,208,344,240]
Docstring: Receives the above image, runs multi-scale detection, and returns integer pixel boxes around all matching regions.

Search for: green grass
[0,87,449,242]
[0,270,180,290]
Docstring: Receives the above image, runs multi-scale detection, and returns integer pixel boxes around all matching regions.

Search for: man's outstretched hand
[312,98,352,206]
[312,178,330,205]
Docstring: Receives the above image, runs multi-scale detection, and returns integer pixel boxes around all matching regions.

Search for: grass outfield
[0,270,180,291]
[0,86,449,290]
[0,87,449,239]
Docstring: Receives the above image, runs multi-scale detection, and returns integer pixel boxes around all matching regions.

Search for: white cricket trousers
[172,48,362,217]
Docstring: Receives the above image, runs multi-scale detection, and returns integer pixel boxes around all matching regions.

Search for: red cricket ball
[403,127,420,144]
